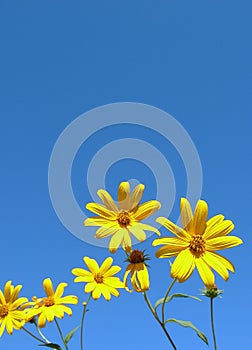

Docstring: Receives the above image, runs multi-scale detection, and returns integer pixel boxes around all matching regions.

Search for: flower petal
[191,200,208,235]
[195,257,214,288]
[207,251,235,272]
[84,257,99,274]
[136,264,149,291]
[118,182,130,210]
[103,266,121,278]
[99,257,113,275]
[86,203,117,219]
[121,229,132,252]
[92,286,102,300]
[99,285,111,301]
[54,283,67,299]
[109,230,124,253]
[156,217,190,241]
[43,278,54,297]
[128,226,146,242]
[84,217,114,227]
[85,282,96,293]
[206,236,243,251]
[206,214,225,230]
[180,198,193,231]
[95,226,119,239]
[72,268,93,278]
[97,189,119,212]
[133,200,161,221]
[128,184,145,210]
[133,223,160,235]
[202,251,230,281]
[171,249,195,282]
[204,220,234,240]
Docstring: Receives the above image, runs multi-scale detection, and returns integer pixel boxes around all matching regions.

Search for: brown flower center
[94,273,103,284]
[189,234,205,256]
[129,249,145,264]
[0,304,9,318]
[117,211,131,228]
[43,296,55,307]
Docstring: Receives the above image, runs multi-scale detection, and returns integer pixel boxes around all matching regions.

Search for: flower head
[24,278,78,328]
[153,198,243,288]
[84,181,161,253]
[72,256,124,301]
[124,249,150,292]
[0,280,28,336]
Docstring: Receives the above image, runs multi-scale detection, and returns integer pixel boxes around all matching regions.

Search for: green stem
[143,292,177,350]
[162,278,177,324]
[55,318,68,350]
[80,294,92,350]
[22,326,47,344]
[210,297,218,350]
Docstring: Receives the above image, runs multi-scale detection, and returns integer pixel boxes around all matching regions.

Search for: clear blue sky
[1,1,251,349]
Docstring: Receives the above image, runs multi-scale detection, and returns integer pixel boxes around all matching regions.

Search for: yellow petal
[74,275,94,283]
[156,217,190,241]
[97,189,119,212]
[10,285,22,303]
[4,281,13,303]
[207,251,234,272]
[92,286,102,300]
[136,264,149,291]
[95,226,119,239]
[131,270,141,292]
[128,226,146,242]
[155,245,184,258]
[106,285,120,297]
[58,295,78,304]
[109,231,124,253]
[86,203,117,219]
[43,278,54,297]
[128,184,145,210]
[121,229,132,252]
[202,251,229,281]
[103,276,124,288]
[38,313,47,328]
[133,200,161,221]
[206,236,243,251]
[171,249,195,282]
[206,214,225,230]
[134,223,160,235]
[152,236,189,247]
[118,182,130,210]
[6,317,13,335]
[99,285,111,301]
[84,217,114,227]
[54,283,67,299]
[195,257,214,288]
[204,220,234,240]
[85,282,96,293]
[72,268,93,278]
[103,266,121,278]
[99,257,113,275]
[191,200,208,235]
[84,257,99,274]
[180,198,193,231]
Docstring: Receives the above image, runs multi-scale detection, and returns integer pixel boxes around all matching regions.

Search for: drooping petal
[195,257,215,288]
[171,249,195,282]
[133,200,161,221]
[43,278,54,297]
[118,182,130,210]
[202,251,229,281]
[83,257,99,274]
[204,220,234,240]
[86,203,117,220]
[97,189,119,212]
[127,184,145,210]
[99,257,113,275]
[156,217,191,241]
[205,236,243,251]
[136,264,149,291]
[180,198,193,231]
[191,200,208,235]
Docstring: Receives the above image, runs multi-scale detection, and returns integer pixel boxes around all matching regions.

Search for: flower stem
[55,318,68,350]
[22,326,47,344]
[162,278,177,324]
[210,297,218,350]
[143,292,177,350]
[80,294,91,350]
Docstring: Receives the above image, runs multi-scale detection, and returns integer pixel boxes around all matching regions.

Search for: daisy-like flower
[153,198,243,288]
[24,278,78,328]
[124,249,150,292]
[84,181,161,253]
[72,256,125,301]
[0,280,28,336]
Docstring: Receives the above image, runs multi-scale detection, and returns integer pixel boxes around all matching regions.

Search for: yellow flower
[84,181,161,253]
[25,278,78,328]
[72,256,125,301]
[123,249,150,292]
[0,280,28,336]
[153,198,243,288]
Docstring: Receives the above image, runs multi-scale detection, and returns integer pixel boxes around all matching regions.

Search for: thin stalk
[210,297,218,350]
[22,326,47,344]
[143,292,177,350]
[36,325,51,343]
[80,294,91,350]
[162,278,177,324]
[55,318,68,350]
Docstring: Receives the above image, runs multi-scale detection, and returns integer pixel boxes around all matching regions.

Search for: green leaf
[38,343,62,350]
[154,293,201,311]
[165,318,208,345]
[64,326,79,344]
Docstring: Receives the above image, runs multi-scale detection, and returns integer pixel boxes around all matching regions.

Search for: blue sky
[1,1,251,349]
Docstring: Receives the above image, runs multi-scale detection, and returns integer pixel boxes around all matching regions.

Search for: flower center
[0,304,9,318]
[189,234,205,256]
[129,249,145,264]
[94,273,103,284]
[43,296,55,307]
[117,211,131,228]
